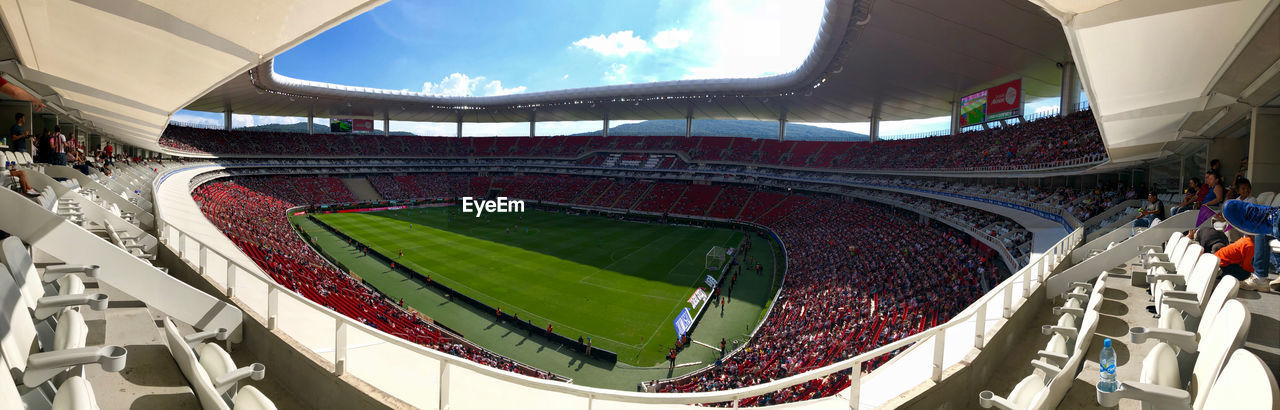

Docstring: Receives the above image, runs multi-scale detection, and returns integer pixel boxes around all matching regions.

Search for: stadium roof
[183,0,1070,129]
[0,0,1275,165]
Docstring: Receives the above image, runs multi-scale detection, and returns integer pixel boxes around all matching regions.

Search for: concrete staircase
[342,177,383,202]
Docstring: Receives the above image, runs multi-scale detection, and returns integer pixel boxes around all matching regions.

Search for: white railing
[152,164,1084,408]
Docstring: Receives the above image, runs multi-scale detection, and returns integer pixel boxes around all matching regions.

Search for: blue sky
[172,0,1069,136]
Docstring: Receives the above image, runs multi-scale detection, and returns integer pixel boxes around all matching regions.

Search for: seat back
[0,237,47,308]
[1195,277,1240,335]
[0,264,39,375]
[1168,236,1190,262]
[1175,243,1203,275]
[1191,300,1251,409]
[1202,350,1279,410]
[1183,254,1219,304]
[1255,192,1276,207]
[162,318,229,410]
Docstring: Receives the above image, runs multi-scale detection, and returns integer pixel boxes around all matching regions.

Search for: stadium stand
[158,111,1104,172]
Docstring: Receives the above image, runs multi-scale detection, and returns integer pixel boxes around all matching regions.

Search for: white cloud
[604,63,630,84]
[482,80,526,96]
[572,30,651,57]
[421,73,526,97]
[562,74,570,80]
[652,28,692,50]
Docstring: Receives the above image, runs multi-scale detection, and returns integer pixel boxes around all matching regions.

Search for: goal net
[705,246,728,271]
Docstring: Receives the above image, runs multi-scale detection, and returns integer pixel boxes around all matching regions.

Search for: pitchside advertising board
[674,308,694,338]
[958,79,1023,127]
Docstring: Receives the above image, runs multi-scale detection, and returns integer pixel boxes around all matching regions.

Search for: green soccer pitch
[311,207,743,365]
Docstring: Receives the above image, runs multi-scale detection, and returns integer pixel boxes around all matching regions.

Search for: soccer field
[312,208,743,365]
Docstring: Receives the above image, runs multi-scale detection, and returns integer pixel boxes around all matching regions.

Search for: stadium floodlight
[706,246,728,271]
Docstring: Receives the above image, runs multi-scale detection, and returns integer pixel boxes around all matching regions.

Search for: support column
[307,107,314,135]
[602,114,609,137]
[1248,107,1280,193]
[869,116,880,142]
[383,113,390,137]
[685,115,692,138]
[1059,62,1080,116]
[456,113,463,138]
[950,99,961,135]
[529,111,536,137]
[223,108,232,131]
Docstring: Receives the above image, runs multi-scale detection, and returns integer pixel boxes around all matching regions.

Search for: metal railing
[151,163,1083,409]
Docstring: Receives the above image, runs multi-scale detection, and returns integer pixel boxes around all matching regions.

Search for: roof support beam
[529,111,536,137]
[383,112,389,137]
[307,106,314,135]
[1059,61,1080,116]
[778,109,787,141]
[602,113,609,138]
[456,113,463,138]
[223,107,231,131]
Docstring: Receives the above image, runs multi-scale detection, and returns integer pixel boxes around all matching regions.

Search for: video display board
[329,118,353,133]
[958,79,1023,127]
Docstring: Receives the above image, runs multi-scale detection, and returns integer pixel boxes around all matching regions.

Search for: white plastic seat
[1157,276,1238,335]
[0,355,101,410]
[1254,192,1276,207]
[1141,233,1187,268]
[1,236,102,299]
[1148,244,1202,310]
[1202,350,1279,410]
[1151,253,1218,319]
[0,263,126,393]
[162,317,269,410]
[1105,300,1251,409]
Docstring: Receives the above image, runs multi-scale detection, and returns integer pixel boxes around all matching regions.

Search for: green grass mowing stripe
[315,209,741,365]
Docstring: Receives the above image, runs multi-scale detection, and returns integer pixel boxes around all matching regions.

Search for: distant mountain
[232,122,417,136]
[572,119,869,141]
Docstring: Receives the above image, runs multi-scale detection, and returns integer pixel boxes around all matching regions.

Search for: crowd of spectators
[191,176,556,380]
[159,110,1104,172]
[191,172,1016,404]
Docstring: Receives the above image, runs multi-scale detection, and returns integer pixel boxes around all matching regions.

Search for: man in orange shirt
[1216,236,1254,281]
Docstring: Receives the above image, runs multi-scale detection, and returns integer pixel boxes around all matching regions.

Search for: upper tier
[160,111,1105,172]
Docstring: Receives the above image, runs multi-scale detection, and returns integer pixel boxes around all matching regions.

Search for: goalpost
[705,246,728,271]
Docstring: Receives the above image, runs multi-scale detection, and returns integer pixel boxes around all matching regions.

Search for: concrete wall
[1249,107,1280,193]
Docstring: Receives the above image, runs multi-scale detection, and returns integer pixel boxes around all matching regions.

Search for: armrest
[1069,282,1094,293]
[977,391,1019,410]
[1029,359,1062,376]
[22,345,127,387]
[183,328,230,348]
[1162,295,1198,315]
[212,363,266,394]
[1130,327,1198,353]
[1065,292,1089,303]
[1037,350,1069,366]
[1052,306,1084,317]
[1148,261,1176,272]
[1097,380,1192,409]
[41,264,100,282]
[1042,324,1078,338]
[1139,245,1163,253]
[33,293,109,319]
[1147,273,1186,286]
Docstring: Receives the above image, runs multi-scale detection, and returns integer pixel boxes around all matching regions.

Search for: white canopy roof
[0,0,387,150]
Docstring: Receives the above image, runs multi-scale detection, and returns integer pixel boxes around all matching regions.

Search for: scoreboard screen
[329,118,353,133]
[958,78,1023,127]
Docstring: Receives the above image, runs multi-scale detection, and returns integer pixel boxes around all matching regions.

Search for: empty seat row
[977,272,1109,409]
[161,317,275,409]
[0,238,123,409]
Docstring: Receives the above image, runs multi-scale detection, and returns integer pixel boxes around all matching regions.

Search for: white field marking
[692,340,721,352]
[578,229,684,285]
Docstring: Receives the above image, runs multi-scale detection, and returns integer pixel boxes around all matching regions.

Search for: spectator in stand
[1171,178,1201,215]
[1216,236,1254,281]
[1231,178,1253,202]
[1201,171,1224,210]
[5,160,37,195]
[50,126,68,166]
[1134,192,1164,228]
[8,113,29,153]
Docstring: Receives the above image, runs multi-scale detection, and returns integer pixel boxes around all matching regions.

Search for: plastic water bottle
[1098,338,1117,392]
